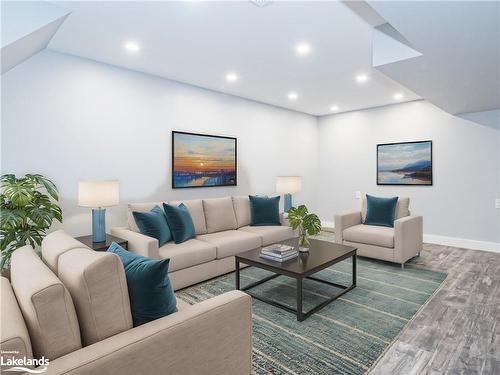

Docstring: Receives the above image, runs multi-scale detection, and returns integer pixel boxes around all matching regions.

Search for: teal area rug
[177,244,447,374]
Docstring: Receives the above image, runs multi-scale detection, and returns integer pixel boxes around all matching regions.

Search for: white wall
[1,50,319,236]
[317,100,500,245]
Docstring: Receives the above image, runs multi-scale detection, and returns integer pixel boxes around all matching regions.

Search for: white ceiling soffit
[458,109,500,131]
[366,1,500,115]
[47,1,420,116]
[1,1,70,74]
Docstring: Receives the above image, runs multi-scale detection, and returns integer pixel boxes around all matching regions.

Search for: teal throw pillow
[364,194,398,228]
[133,206,171,246]
[162,203,196,244]
[107,242,177,326]
[249,195,281,226]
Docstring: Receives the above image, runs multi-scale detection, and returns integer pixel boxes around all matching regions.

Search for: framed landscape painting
[172,131,237,188]
[377,140,432,185]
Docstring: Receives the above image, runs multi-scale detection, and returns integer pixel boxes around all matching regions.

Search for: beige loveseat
[111,196,295,290]
[335,197,423,268]
[1,230,252,375]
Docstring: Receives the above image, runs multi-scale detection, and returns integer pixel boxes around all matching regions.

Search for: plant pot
[298,229,310,252]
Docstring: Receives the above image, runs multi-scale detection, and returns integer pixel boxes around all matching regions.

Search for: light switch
[496,199,500,209]
[355,191,361,199]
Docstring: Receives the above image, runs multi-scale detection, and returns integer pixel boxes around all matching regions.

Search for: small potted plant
[286,205,321,251]
[0,174,62,271]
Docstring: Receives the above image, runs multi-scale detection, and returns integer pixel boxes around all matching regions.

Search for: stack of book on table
[260,244,298,262]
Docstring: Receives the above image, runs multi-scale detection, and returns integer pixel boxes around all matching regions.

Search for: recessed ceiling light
[124,41,140,53]
[355,74,368,83]
[296,43,311,56]
[394,92,404,100]
[330,105,339,112]
[287,92,298,101]
[225,72,238,83]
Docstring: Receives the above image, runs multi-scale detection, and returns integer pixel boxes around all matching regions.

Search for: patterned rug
[177,238,447,374]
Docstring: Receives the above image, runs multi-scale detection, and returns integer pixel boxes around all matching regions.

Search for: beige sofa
[111,196,295,290]
[335,197,422,268]
[1,231,252,375]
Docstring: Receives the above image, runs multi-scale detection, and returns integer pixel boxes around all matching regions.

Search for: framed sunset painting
[377,141,432,185]
[172,131,237,188]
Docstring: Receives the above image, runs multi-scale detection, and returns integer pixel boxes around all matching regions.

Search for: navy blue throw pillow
[108,242,177,326]
[162,203,196,244]
[364,194,398,228]
[249,195,281,226]
[133,206,172,246]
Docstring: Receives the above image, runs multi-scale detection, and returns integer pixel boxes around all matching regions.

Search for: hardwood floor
[370,243,500,375]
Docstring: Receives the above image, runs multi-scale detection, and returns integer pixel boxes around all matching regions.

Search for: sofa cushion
[10,246,81,360]
[159,239,216,272]
[127,202,164,232]
[364,194,398,228]
[343,224,394,248]
[170,199,207,235]
[362,196,410,223]
[108,242,177,327]
[1,277,33,372]
[249,195,281,226]
[163,203,196,244]
[203,197,238,233]
[133,206,172,246]
[232,196,251,228]
[57,248,133,346]
[239,225,295,246]
[42,229,89,274]
[197,230,261,259]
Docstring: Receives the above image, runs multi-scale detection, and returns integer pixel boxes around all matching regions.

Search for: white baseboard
[423,234,500,253]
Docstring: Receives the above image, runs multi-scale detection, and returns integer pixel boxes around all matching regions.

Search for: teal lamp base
[92,208,106,243]
[284,193,292,212]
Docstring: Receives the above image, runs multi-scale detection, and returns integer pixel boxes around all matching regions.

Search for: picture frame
[377,140,433,186]
[172,131,237,189]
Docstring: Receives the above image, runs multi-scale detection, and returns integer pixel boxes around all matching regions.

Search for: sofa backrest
[232,196,251,228]
[1,277,33,372]
[202,197,238,233]
[127,195,254,235]
[10,246,82,360]
[42,229,90,273]
[361,196,410,222]
[57,247,133,346]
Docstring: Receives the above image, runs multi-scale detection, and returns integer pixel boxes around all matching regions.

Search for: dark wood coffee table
[235,238,357,321]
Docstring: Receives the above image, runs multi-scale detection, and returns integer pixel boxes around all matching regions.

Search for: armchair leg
[401,263,404,270]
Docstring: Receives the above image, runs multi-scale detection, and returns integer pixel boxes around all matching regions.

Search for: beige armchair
[335,197,422,268]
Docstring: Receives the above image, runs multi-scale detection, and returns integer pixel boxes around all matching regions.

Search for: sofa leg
[401,263,404,270]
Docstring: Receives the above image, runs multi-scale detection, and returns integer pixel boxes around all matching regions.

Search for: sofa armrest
[394,216,423,264]
[110,227,159,259]
[280,212,290,227]
[334,212,362,243]
[44,291,252,375]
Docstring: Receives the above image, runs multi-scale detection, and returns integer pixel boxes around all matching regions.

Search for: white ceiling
[47,1,419,116]
[367,1,500,115]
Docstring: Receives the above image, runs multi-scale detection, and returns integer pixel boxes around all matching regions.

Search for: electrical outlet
[496,198,500,209]
[355,191,361,199]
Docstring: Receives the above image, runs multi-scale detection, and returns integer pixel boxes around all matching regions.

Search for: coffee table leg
[235,258,240,290]
[297,277,304,321]
[352,254,357,287]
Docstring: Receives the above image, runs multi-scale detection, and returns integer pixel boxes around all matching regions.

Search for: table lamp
[276,176,302,211]
[78,181,119,243]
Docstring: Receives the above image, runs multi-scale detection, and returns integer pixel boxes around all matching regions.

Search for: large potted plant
[0,174,62,270]
[286,205,321,251]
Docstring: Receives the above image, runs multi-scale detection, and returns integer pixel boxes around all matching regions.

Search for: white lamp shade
[78,181,119,207]
[276,176,302,194]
